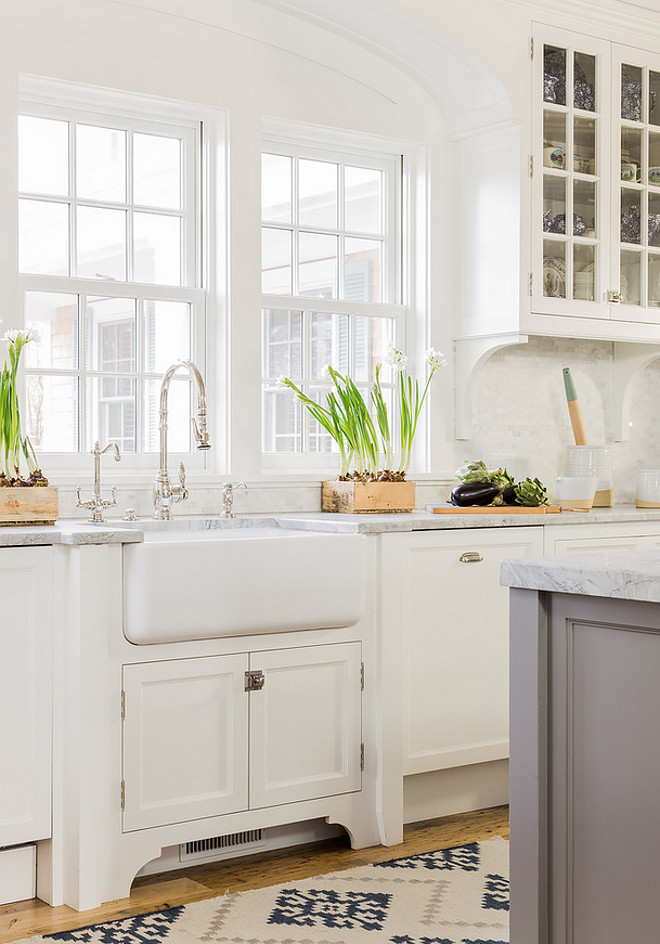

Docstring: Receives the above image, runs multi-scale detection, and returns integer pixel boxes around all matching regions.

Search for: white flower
[3,328,39,347]
[385,345,409,371]
[276,375,288,389]
[320,363,332,380]
[426,347,447,371]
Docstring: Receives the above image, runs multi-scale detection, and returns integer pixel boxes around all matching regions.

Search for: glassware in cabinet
[534,35,606,316]
[614,52,660,321]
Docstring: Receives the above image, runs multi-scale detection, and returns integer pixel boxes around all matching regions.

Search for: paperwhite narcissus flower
[276,375,287,388]
[426,347,447,371]
[3,328,40,347]
[385,345,409,370]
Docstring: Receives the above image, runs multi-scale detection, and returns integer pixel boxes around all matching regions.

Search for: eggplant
[450,482,501,507]
[502,484,519,505]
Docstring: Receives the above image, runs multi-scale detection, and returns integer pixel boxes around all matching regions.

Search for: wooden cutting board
[426,504,562,515]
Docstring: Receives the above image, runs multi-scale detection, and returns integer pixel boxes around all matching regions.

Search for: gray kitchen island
[502,550,660,944]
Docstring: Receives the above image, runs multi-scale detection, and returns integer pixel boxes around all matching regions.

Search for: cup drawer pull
[459,551,484,563]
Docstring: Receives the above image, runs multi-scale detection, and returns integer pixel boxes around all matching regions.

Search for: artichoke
[454,460,492,484]
[514,477,549,507]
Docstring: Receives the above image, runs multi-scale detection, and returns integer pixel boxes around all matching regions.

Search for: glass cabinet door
[533,29,610,318]
[613,48,660,322]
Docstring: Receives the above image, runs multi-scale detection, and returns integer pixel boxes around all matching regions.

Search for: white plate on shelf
[543,256,567,297]
[580,262,628,301]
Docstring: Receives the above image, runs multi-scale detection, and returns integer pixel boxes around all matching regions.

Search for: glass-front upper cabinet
[613,47,660,322]
[532,28,611,319]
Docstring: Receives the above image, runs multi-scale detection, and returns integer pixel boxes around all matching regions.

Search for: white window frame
[17,76,227,476]
[260,123,414,473]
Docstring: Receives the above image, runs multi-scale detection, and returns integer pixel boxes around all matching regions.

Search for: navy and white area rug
[24,838,509,944]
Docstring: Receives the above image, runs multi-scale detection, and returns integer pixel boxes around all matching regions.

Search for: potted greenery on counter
[281,346,446,513]
[0,329,57,524]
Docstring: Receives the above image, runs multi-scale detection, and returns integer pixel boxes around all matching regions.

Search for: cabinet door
[249,643,362,809]
[0,547,52,846]
[611,44,660,323]
[122,655,249,831]
[401,527,544,774]
[549,534,640,555]
[532,26,611,319]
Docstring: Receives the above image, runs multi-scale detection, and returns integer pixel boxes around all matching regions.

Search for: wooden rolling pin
[562,367,588,445]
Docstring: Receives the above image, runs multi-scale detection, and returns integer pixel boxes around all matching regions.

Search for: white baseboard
[0,845,36,905]
[403,760,509,824]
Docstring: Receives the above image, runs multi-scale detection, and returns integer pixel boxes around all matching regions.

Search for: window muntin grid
[260,141,403,459]
[18,99,203,456]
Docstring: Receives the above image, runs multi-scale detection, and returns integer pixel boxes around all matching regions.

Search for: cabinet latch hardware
[529,154,533,178]
[530,36,534,59]
[121,690,126,721]
[360,743,365,771]
[459,551,484,563]
[529,272,533,296]
[360,662,364,691]
[608,289,622,304]
[120,779,125,811]
[245,670,265,692]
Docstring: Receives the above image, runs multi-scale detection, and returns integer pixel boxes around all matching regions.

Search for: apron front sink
[123,527,367,644]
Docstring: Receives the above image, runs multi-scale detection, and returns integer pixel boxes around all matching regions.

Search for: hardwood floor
[0,806,508,943]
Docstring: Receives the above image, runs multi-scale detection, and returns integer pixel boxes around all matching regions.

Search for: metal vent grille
[179,829,266,862]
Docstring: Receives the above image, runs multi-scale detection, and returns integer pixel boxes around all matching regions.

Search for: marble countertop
[501,549,660,603]
[3,504,660,545]
[0,521,145,547]
[275,505,660,533]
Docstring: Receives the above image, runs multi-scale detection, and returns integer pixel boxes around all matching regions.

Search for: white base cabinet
[0,547,52,848]
[122,644,362,833]
[383,527,544,777]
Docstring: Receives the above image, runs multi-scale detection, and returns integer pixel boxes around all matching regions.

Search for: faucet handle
[177,462,189,500]
[220,481,247,518]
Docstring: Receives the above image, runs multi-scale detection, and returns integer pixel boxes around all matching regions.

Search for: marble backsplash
[55,479,456,520]
[462,335,660,504]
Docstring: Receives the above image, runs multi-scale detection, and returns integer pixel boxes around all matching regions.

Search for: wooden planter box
[322,480,415,514]
[0,487,58,525]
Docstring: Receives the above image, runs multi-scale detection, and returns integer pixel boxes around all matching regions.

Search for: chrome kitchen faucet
[76,440,121,523]
[153,360,211,519]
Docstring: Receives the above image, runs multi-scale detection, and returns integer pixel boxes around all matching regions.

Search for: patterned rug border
[12,837,510,944]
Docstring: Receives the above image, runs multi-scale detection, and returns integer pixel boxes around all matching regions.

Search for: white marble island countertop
[501,549,660,603]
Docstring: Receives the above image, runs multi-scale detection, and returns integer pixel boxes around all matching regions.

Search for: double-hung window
[18,80,207,464]
[261,136,405,465]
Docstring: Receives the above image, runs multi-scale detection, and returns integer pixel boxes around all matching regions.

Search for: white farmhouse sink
[123,527,367,644]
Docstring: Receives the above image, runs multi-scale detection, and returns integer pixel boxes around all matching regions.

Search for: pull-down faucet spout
[153,360,211,519]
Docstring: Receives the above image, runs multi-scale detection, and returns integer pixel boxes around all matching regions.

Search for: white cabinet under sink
[122,643,362,833]
[248,644,362,810]
[122,654,249,831]
[50,540,378,912]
